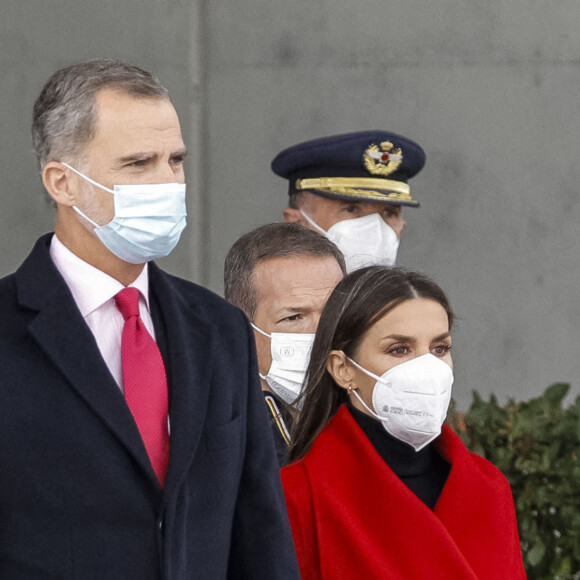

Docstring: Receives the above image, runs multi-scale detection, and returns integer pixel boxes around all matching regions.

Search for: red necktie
[115,288,169,486]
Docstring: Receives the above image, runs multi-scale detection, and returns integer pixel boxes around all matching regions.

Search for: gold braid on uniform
[264,395,291,446]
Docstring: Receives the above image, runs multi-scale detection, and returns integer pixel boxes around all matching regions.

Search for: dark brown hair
[287,266,454,463]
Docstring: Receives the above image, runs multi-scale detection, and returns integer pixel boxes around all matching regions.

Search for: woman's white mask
[346,353,453,451]
[252,324,315,408]
[301,210,399,274]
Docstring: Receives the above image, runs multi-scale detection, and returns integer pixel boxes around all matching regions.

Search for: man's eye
[383,208,400,219]
[282,314,301,322]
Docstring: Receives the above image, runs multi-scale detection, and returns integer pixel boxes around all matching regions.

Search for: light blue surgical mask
[63,163,187,264]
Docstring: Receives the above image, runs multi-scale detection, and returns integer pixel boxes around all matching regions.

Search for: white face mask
[63,163,187,264]
[346,353,453,451]
[252,324,315,408]
[301,210,399,274]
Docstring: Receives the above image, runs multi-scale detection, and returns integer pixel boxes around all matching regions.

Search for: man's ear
[42,162,78,207]
[327,350,356,391]
[283,207,306,224]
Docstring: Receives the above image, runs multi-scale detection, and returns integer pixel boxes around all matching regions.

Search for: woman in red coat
[282,267,526,580]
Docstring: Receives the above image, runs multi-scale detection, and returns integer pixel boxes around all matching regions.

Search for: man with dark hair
[272,131,426,273]
[225,222,345,462]
[0,59,300,580]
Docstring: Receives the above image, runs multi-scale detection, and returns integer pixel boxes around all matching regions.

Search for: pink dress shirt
[49,234,156,392]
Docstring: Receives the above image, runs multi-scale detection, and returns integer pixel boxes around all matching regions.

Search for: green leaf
[543,383,570,407]
[555,555,571,577]
[526,540,546,567]
[459,383,580,577]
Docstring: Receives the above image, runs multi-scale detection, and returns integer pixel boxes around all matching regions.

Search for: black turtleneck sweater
[348,405,450,510]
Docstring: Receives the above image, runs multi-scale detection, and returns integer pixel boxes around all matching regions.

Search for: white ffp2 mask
[301,210,399,273]
[252,324,314,408]
[64,163,187,264]
[347,353,453,451]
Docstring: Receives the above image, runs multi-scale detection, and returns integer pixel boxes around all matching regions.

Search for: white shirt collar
[49,234,150,318]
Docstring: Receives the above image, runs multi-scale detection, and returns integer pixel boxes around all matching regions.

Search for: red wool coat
[282,406,526,580]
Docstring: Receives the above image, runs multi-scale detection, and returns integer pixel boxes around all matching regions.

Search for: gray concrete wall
[2,1,579,410]
[205,1,580,411]
[0,0,203,282]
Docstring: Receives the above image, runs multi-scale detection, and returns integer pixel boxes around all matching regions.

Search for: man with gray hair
[0,59,300,580]
[225,222,345,463]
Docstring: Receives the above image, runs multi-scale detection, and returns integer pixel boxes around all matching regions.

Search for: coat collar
[16,234,214,494]
[293,405,524,578]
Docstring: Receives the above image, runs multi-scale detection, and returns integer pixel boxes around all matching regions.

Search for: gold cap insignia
[363,142,403,177]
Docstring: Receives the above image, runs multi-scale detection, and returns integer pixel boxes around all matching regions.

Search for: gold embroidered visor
[296,177,418,206]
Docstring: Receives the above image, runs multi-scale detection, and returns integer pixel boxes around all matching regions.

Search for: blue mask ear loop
[61,162,115,228]
[61,162,115,194]
[71,206,101,228]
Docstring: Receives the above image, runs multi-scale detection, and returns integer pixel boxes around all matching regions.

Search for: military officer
[273,131,426,273]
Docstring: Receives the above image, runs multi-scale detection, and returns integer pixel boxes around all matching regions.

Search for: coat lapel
[304,407,480,579]
[434,426,526,577]
[148,263,214,495]
[299,407,525,579]
[16,234,160,487]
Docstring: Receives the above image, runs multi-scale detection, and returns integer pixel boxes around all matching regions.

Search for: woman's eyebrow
[379,334,413,342]
[431,332,451,342]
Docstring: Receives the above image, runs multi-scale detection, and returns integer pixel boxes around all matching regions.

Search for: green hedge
[448,384,580,579]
